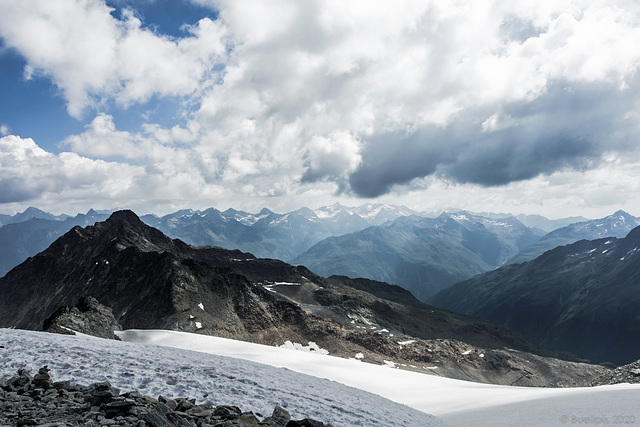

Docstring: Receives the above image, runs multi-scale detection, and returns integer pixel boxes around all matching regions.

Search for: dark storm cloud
[349,79,639,197]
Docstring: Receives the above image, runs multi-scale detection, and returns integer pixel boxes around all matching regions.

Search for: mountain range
[507,210,640,264]
[428,225,640,365]
[0,210,606,386]
[293,211,543,300]
[2,206,634,302]
[0,203,418,278]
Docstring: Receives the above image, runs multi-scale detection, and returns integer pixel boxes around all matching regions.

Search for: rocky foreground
[0,367,326,427]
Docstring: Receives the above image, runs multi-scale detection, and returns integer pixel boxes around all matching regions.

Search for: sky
[1,0,640,218]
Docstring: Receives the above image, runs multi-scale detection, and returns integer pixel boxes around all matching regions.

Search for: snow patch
[198,303,204,311]
[398,340,416,346]
[278,340,329,355]
[195,322,203,329]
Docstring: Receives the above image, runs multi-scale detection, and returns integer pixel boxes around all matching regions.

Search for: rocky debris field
[592,360,640,386]
[0,367,326,427]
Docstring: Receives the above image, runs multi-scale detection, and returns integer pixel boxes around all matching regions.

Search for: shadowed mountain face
[0,210,605,386]
[293,212,542,300]
[508,210,640,264]
[429,226,640,365]
[0,210,110,278]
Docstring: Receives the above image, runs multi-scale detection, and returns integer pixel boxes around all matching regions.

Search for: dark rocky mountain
[293,211,543,301]
[0,209,110,278]
[0,211,605,386]
[428,226,640,365]
[508,210,640,264]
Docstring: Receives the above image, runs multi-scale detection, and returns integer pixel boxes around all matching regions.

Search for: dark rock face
[43,296,123,340]
[0,367,325,427]
[0,210,110,278]
[429,226,640,365]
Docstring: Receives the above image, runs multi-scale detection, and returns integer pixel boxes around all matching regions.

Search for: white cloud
[303,132,362,182]
[0,134,143,204]
[0,124,9,136]
[0,0,229,117]
[2,0,640,215]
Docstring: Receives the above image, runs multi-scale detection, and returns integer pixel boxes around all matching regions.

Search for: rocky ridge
[0,367,326,427]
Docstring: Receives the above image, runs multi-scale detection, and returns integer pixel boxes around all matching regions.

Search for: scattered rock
[592,359,640,385]
[0,367,328,427]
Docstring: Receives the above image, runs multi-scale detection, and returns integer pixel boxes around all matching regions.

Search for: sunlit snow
[2,329,640,427]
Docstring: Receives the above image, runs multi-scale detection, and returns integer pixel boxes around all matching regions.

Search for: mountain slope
[428,226,640,365]
[293,212,542,300]
[0,210,604,386]
[0,210,110,278]
[509,210,640,264]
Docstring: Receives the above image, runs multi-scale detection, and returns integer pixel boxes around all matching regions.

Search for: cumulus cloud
[0,134,143,203]
[0,0,229,117]
[2,0,640,214]
[188,0,640,199]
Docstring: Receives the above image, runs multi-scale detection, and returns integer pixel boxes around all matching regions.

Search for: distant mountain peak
[609,210,633,220]
[259,207,274,216]
[22,206,47,215]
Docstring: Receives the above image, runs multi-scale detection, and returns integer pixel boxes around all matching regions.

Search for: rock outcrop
[43,296,123,340]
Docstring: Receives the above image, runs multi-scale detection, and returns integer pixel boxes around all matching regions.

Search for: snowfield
[2,329,640,427]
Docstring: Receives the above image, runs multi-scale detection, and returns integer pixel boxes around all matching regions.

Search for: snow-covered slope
[3,328,640,427]
[0,328,445,427]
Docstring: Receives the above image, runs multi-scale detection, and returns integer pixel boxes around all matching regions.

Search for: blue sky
[1,0,640,217]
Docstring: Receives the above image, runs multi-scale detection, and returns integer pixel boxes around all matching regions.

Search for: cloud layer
[1,0,640,215]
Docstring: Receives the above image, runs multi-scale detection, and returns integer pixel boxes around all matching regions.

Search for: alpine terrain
[429,225,640,365]
[0,210,605,386]
[508,210,640,264]
[293,211,543,300]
